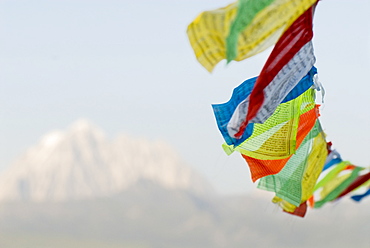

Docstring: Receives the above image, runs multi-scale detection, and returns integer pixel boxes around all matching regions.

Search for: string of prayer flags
[187,0,369,217]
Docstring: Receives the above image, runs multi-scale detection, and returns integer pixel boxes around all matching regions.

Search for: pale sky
[0,0,369,194]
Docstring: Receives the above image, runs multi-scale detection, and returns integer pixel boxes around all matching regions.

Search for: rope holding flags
[187,0,370,217]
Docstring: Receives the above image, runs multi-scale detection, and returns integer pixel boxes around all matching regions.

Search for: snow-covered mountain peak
[67,118,105,139]
[0,120,212,202]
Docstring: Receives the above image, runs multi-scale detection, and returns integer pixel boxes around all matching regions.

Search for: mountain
[0,119,369,248]
[0,119,212,202]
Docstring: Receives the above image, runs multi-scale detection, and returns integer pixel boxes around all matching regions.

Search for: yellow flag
[224,88,315,160]
[187,3,237,72]
[272,132,327,213]
[300,132,327,202]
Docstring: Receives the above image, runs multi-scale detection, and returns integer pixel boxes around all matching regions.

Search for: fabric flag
[242,104,319,182]
[212,76,256,147]
[257,121,321,206]
[187,3,237,72]
[234,6,315,138]
[295,127,327,203]
[226,0,318,62]
[212,67,316,147]
[227,88,316,160]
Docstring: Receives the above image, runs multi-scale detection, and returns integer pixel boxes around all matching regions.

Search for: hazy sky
[0,0,369,194]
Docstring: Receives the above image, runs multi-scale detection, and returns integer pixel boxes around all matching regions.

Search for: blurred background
[0,0,369,247]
